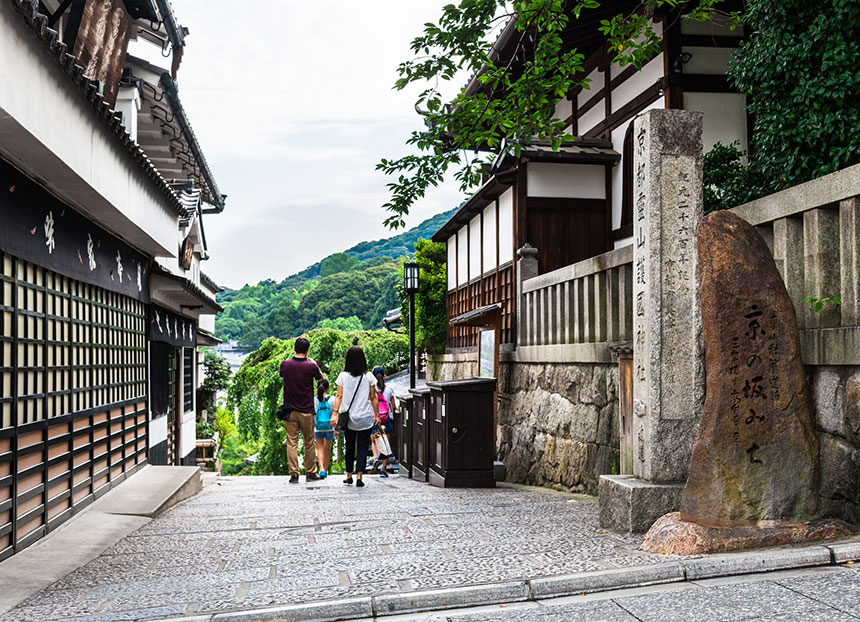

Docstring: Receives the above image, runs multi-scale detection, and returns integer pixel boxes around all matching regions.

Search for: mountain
[214,208,455,348]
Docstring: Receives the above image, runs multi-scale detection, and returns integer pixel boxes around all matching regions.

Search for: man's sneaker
[289,474,299,484]
[380,469,389,478]
[319,470,327,479]
[306,473,321,482]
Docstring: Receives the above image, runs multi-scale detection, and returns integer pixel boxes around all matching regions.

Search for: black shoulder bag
[336,377,361,431]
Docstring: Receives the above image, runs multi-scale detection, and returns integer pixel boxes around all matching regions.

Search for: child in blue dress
[314,379,334,478]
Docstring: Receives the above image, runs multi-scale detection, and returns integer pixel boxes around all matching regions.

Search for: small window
[183,347,194,413]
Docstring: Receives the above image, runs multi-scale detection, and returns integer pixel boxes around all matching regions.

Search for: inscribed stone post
[632,110,705,483]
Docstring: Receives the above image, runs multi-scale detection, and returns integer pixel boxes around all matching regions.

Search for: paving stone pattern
[1,475,670,622]
[442,567,860,622]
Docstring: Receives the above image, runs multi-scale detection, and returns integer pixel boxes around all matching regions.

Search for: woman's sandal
[343,477,353,485]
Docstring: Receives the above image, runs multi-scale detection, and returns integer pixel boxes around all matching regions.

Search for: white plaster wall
[682,46,736,76]
[684,92,748,152]
[553,98,572,122]
[0,7,178,257]
[457,227,468,285]
[469,215,481,279]
[498,189,514,265]
[578,102,605,136]
[180,413,196,459]
[482,202,497,273]
[609,99,664,236]
[578,67,602,108]
[199,314,215,333]
[447,235,457,290]
[528,163,605,199]
[149,412,168,445]
[611,54,664,114]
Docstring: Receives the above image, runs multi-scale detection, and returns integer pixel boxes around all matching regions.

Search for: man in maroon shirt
[279,337,322,483]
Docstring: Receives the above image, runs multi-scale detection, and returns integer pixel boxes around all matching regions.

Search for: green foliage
[215,210,454,347]
[214,404,237,453]
[803,295,842,314]
[728,0,860,192]
[320,253,359,277]
[378,0,722,225]
[197,354,232,415]
[315,316,363,331]
[703,142,769,213]
[399,239,448,354]
[221,433,263,476]
[227,329,408,475]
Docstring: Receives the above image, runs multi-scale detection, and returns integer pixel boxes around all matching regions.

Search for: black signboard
[0,157,150,302]
[149,304,196,348]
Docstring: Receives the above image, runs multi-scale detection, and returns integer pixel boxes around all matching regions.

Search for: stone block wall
[497,361,620,495]
[810,366,860,524]
[427,351,478,381]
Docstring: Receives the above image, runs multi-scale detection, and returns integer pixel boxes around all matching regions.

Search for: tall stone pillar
[599,110,705,533]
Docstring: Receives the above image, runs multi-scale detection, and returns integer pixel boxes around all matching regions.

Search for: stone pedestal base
[598,475,684,534]
[641,512,853,555]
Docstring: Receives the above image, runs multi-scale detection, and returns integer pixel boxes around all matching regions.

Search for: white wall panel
[577,103,605,136]
[498,189,514,265]
[180,414,196,459]
[682,46,736,76]
[482,203,497,272]
[469,215,481,280]
[149,413,167,445]
[447,235,457,290]
[684,92,748,152]
[457,227,468,286]
[528,163,605,199]
[554,98,572,122]
[578,67,603,108]
[611,54,664,113]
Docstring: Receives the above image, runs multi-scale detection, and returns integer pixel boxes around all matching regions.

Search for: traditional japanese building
[433,3,748,355]
[0,0,223,559]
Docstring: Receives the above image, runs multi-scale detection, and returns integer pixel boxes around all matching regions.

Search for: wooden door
[618,354,634,474]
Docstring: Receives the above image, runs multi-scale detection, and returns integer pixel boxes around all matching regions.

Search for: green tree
[320,252,359,277]
[197,353,232,415]
[227,328,409,475]
[399,238,448,354]
[702,142,769,213]
[378,0,722,226]
[315,316,364,331]
[727,0,860,192]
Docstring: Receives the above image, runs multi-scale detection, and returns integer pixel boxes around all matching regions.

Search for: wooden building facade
[0,0,223,560]
[433,4,748,352]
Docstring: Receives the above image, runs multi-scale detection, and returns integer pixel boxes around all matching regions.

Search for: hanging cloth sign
[0,158,150,302]
[148,304,196,348]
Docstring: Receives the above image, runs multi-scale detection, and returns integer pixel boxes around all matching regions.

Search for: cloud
[171,0,469,288]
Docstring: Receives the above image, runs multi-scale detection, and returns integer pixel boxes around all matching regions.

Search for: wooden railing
[518,245,632,363]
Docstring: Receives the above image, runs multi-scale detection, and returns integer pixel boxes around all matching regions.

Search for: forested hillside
[215,209,454,350]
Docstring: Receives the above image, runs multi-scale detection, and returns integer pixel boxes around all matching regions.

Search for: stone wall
[810,366,860,524]
[497,361,619,495]
[426,351,478,381]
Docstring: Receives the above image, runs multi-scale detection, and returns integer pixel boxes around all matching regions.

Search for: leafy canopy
[378,0,722,226]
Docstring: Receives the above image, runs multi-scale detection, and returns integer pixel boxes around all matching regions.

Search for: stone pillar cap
[517,244,538,258]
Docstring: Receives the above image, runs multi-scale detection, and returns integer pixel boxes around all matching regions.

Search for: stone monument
[641,211,851,554]
[599,109,706,534]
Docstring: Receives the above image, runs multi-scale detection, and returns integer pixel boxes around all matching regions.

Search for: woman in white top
[330,346,379,487]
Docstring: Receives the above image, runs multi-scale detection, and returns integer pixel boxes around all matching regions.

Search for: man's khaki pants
[285,411,317,476]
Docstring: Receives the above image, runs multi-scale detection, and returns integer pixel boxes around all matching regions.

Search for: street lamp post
[403,262,420,389]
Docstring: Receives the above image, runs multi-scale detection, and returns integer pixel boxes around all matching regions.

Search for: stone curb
[209,597,373,621]
[681,546,832,580]
[149,541,860,622]
[372,581,529,616]
[529,562,686,599]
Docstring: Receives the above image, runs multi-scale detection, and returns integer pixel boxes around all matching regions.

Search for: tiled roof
[199,272,224,294]
[9,0,189,217]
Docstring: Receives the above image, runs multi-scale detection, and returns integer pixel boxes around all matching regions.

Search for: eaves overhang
[9,0,189,219]
[150,264,223,316]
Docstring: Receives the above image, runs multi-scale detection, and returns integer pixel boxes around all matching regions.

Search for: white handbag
[373,432,392,456]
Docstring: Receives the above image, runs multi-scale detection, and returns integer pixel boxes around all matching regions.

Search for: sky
[169,1,471,289]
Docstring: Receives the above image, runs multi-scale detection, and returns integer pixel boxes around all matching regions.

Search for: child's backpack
[315,396,333,429]
[378,391,390,423]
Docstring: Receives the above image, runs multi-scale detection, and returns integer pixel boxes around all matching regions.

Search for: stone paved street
[422,566,860,621]
[0,474,675,622]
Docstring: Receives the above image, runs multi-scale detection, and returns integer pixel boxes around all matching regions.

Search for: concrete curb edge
[149,541,860,621]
